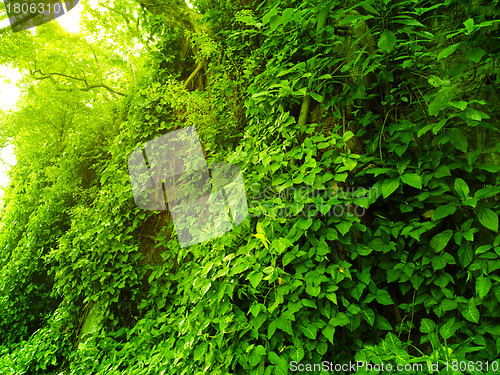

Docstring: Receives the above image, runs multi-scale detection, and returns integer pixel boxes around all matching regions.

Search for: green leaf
[437,43,460,60]
[262,7,278,25]
[430,230,453,252]
[335,172,348,182]
[464,107,490,122]
[248,271,263,289]
[377,30,397,52]
[282,8,295,25]
[339,14,373,26]
[417,123,435,137]
[337,220,353,236]
[368,237,391,252]
[309,92,323,102]
[231,261,249,275]
[272,238,292,254]
[401,173,422,189]
[474,186,500,200]
[458,241,473,267]
[302,299,317,309]
[478,164,500,173]
[249,345,266,366]
[326,228,338,241]
[237,14,260,27]
[432,118,448,134]
[432,255,446,270]
[476,276,491,299]
[393,17,424,27]
[267,320,277,339]
[385,332,402,348]
[342,131,354,142]
[376,315,393,330]
[326,292,338,304]
[429,86,454,116]
[276,316,293,335]
[375,289,394,305]
[402,59,413,68]
[477,207,499,232]
[331,312,350,326]
[277,63,303,78]
[194,342,208,361]
[357,244,373,256]
[475,244,492,255]
[289,344,305,362]
[297,217,313,230]
[387,268,401,283]
[268,351,288,375]
[439,318,457,340]
[316,341,328,356]
[434,165,451,178]
[381,178,400,199]
[466,47,485,62]
[441,299,458,313]
[450,100,468,110]
[282,251,295,267]
[253,232,269,249]
[306,285,320,297]
[299,323,317,339]
[449,128,468,152]
[249,303,261,317]
[454,178,469,199]
[343,157,357,171]
[322,324,335,344]
[362,308,375,326]
[433,204,457,221]
[461,298,480,323]
[464,18,474,31]
[420,318,436,333]
[411,274,424,290]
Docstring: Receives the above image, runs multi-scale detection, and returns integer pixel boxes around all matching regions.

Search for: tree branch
[52,83,126,97]
[100,3,146,44]
[32,70,88,83]
[184,60,204,89]
[137,0,204,33]
[83,41,101,68]
[30,68,127,96]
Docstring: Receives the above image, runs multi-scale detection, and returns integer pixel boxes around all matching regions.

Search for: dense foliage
[1,0,499,374]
